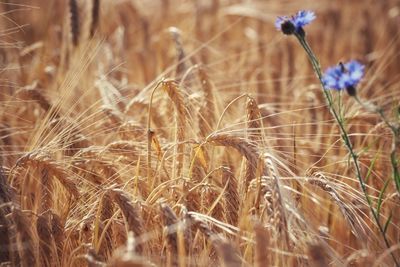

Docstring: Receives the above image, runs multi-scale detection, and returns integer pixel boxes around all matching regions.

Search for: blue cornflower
[275,10,316,36]
[322,60,365,96]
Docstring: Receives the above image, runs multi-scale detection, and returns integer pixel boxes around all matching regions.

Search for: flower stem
[353,95,400,193]
[294,32,400,267]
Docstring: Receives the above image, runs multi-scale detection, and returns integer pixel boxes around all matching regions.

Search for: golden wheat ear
[186,212,242,267]
[69,0,80,46]
[161,80,188,177]
[107,189,144,253]
[15,86,52,112]
[197,65,217,137]
[15,152,80,199]
[94,192,114,259]
[89,0,100,38]
[159,202,191,267]
[221,167,239,226]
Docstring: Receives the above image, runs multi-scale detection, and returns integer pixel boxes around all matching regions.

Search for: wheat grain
[221,167,239,226]
[39,169,52,213]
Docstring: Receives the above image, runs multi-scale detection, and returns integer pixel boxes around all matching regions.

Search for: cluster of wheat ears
[0,0,399,266]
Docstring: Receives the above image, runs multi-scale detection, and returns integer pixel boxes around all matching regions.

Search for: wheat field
[0,0,400,266]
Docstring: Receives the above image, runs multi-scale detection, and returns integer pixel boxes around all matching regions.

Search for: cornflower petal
[275,10,315,35]
[322,60,365,91]
[292,10,316,28]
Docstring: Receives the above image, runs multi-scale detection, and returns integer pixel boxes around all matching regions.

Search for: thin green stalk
[294,32,400,267]
[353,96,400,193]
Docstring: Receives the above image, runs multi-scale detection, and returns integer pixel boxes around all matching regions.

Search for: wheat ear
[221,167,239,226]
[245,96,264,191]
[186,213,241,267]
[15,87,52,112]
[308,172,368,241]
[16,152,80,198]
[107,189,144,253]
[197,66,216,137]
[162,80,187,177]
[206,133,259,193]
[89,0,100,37]
[69,0,80,46]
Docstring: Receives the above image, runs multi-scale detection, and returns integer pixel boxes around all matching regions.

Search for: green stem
[353,96,400,193]
[294,32,399,267]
